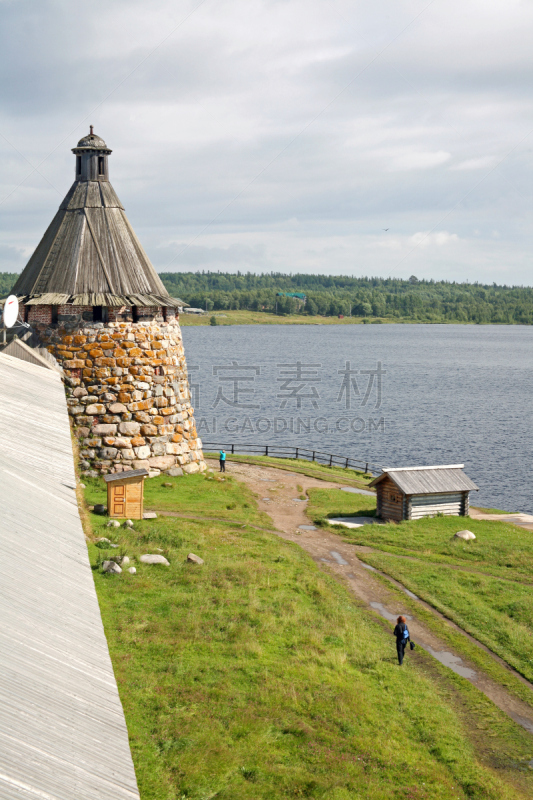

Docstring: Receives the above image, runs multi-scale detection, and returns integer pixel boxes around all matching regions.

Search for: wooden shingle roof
[11,134,187,308]
[370,465,478,495]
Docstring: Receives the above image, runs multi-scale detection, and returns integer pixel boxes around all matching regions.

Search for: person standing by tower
[219,449,226,472]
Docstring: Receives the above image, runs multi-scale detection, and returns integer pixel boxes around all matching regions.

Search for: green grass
[306,488,533,694]
[363,566,533,711]
[205,453,373,488]
[307,487,377,524]
[83,472,273,528]
[88,510,533,800]
[356,551,533,684]
[339,514,533,580]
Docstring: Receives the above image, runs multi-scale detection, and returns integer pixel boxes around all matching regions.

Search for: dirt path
[213,458,533,735]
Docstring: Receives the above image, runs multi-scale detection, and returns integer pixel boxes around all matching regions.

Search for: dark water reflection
[182,323,533,513]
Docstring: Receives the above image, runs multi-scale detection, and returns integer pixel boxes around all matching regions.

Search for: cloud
[409,231,459,248]
[0,0,533,284]
[387,151,452,172]
[154,241,268,269]
[450,156,497,171]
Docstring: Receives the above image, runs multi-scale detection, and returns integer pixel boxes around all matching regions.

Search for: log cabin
[370,465,478,522]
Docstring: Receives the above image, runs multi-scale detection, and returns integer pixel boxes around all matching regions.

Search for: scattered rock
[139,554,170,566]
[162,482,173,488]
[107,519,120,528]
[166,467,183,477]
[454,530,476,541]
[121,556,131,566]
[128,567,137,575]
[96,537,111,543]
[79,483,86,489]
[143,511,157,519]
[123,519,134,528]
[102,560,122,574]
[187,553,204,565]
[93,504,106,515]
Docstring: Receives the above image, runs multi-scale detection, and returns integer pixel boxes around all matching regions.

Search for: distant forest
[161,272,533,324]
[2,270,533,323]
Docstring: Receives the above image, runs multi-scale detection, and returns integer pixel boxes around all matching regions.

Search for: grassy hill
[82,471,533,799]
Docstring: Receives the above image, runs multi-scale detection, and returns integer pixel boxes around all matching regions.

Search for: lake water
[182,324,533,514]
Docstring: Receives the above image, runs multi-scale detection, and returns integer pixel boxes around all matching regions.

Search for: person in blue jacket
[219,449,226,472]
[393,615,411,665]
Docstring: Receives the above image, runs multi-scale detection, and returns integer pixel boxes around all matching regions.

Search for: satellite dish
[3,295,19,328]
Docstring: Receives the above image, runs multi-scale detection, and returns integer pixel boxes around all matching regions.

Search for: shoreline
[178,310,532,327]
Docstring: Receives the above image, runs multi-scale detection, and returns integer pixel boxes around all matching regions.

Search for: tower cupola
[71,125,112,182]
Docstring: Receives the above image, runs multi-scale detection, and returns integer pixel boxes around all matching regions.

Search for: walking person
[393,615,411,665]
[219,449,226,473]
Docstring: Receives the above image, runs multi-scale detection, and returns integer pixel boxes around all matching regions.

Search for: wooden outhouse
[104,469,148,519]
[370,465,478,522]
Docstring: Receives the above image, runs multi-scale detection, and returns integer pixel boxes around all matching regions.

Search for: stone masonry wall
[31,306,205,477]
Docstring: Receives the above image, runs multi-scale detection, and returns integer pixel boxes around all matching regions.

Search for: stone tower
[11,128,205,478]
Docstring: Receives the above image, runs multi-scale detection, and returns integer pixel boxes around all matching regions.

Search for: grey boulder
[139,554,170,566]
[187,553,204,565]
[454,529,476,541]
[107,520,120,528]
[102,560,122,574]
[128,567,137,575]
[166,467,183,477]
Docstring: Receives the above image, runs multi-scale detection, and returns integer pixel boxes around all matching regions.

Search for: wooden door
[111,484,126,517]
[125,482,143,520]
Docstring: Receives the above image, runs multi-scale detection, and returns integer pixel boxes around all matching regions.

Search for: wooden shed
[104,469,148,519]
[370,465,478,522]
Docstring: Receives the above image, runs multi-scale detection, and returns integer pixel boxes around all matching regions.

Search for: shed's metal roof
[0,352,140,800]
[104,468,148,482]
[370,465,478,495]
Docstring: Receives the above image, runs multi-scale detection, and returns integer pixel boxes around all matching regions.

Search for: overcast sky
[1,0,533,284]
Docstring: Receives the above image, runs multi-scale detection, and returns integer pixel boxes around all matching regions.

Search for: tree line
[2,270,533,323]
[160,271,533,324]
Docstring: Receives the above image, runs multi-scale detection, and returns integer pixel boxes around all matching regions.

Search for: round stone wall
[36,313,205,477]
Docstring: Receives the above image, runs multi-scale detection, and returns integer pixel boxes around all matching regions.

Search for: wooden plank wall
[377,476,404,521]
[408,492,464,519]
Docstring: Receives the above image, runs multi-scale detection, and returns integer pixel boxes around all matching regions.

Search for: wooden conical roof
[12,132,184,308]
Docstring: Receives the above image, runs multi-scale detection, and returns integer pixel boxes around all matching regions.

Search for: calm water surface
[182,324,533,513]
